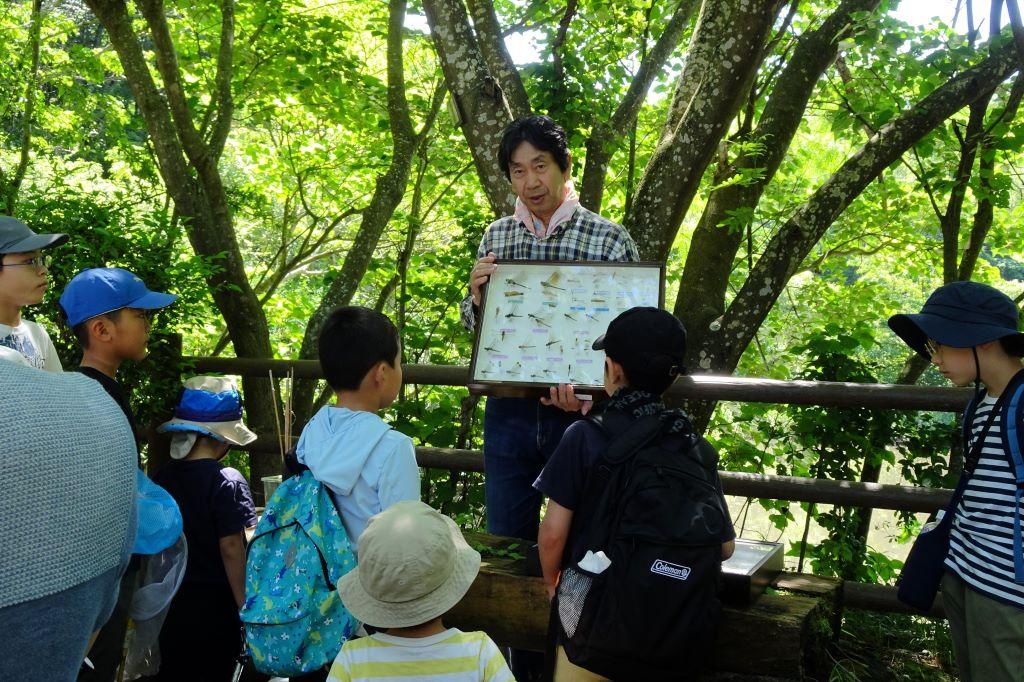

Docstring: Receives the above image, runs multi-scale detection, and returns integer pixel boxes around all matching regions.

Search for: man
[0,361,137,682]
[460,115,638,679]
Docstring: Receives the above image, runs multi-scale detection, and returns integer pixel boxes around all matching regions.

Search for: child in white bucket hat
[329,500,514,682]
[151,376,258,681]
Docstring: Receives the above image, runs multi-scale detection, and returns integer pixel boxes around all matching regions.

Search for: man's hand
[469,252,498,306]
[540,383,593,415]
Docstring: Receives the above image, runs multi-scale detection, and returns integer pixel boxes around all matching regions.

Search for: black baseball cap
[888,281,1024,358]
[0,216,68,254]
[593,307,687,386]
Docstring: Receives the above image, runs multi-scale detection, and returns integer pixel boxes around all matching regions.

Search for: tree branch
[466,0,531,118]
[578,0,697,209]
[208,0,235,161]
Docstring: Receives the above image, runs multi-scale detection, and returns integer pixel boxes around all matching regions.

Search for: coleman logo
[651,559,690,580]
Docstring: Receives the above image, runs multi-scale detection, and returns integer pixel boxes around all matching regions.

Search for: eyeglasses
[1,255,50,272]
[924,338,940,357]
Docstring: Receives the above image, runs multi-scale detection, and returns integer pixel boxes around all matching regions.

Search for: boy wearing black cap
[534,307,735,681]
[0,216,68,371]
[889,281,1024,681]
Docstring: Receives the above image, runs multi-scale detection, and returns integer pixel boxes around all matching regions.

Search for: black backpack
[555,410,729,680]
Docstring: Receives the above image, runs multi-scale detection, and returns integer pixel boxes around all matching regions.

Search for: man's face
[0,251,49,309]
[508,141,571,224]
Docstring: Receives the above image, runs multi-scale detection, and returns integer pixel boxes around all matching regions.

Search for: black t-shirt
[75,366,140,464]
[153,459,258,586]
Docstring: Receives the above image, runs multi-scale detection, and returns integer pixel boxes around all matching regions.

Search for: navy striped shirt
[946,394,1024,608]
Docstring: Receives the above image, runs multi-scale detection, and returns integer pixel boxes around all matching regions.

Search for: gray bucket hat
[0,216,68,254]
[337,501,481,629]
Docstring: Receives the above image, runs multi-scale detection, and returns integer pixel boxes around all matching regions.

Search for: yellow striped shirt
[328,628,514,682]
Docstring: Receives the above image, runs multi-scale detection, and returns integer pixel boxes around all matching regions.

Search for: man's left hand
[540,383,593,415]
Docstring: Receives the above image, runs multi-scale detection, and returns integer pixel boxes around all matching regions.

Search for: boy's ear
[373,360,388,386]
[87,317,113,343]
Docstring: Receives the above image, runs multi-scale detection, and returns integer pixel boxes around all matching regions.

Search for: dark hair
[70,309,122,350]
[498,115,571,181]
[319,306,400,391]
[999,336,1024,357]
[619,356,681,395]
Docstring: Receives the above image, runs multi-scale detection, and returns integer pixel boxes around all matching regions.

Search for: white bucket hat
[157,376,256,458]
[337,500,481,629]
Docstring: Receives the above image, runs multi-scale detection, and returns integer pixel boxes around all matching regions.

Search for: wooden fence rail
[187,357,972,411]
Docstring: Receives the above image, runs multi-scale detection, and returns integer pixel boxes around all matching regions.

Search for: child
[59,267,176,682]
[889,281,1024,681]
[534,307,735,681]
[60,266,178,438]
[330,500,514,681]
[152,376,259,682]
[295,306,420,552]
[0,216,68,370]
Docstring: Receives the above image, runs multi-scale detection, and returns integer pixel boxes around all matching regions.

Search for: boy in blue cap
[59,267,176,682]
[889,281,1024,681]
[0,216,68,371]
[59,267,177,432]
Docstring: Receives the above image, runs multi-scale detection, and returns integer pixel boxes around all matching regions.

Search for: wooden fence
[188,356,965,617]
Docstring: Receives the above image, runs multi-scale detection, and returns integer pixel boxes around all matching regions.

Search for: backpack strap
[1002,373,1024,583]
[598,413,667,466]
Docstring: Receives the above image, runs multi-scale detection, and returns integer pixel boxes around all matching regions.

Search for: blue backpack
[240,466,359,676]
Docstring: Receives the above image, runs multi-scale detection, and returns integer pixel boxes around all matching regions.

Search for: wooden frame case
[468,260,665,397]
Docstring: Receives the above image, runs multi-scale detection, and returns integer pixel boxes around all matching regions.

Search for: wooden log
[239,439,953,514]
[186,357,972,412]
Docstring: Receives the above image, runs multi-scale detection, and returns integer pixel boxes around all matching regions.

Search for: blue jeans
[484,397,577,681]
[483,397,579,540]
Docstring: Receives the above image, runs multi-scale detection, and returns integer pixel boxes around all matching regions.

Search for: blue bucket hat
[157,376,257,455]
[59,267,177,327]
[888,281,1024,359]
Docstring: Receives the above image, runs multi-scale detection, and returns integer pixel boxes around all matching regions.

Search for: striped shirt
[328,629,514,682]
[460,205,639,330]
[946,394,1024,608]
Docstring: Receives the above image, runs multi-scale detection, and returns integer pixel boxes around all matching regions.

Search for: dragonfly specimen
[528,314,551,328]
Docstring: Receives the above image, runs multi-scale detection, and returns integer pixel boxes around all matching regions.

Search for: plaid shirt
[460,205,639,330]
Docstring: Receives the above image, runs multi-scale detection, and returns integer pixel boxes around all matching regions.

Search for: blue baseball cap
[59,267,177,327]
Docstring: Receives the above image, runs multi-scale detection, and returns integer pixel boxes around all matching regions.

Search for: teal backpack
[240,464,359,676]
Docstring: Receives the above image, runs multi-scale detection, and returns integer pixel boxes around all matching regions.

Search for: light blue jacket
[296,406,419,551]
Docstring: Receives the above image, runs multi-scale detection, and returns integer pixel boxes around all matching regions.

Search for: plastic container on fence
[262,475,283,502]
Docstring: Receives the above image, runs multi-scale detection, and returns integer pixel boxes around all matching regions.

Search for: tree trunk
[577,0,698,212]
[716,40,1019,372]
[423,0,516,216]
[625,0,784,261]
[291,0,444,424]
[674,0,883,372]
[465,0,531,119]
[684,37,1021,429]
[85,0,279,493]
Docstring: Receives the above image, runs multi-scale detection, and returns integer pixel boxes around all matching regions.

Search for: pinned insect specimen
[528,314,551,328]
[484,346,500,353]
[586,313,599,322]
[545,339,560,347]
[505,312,523,319]
[541,281,566,292]
[518,343,535,350]
[505,277,527,289]
[493,306,501,319]
[564,312,577,321]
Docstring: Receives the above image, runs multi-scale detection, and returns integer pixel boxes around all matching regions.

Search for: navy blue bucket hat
[888,281,1024,358]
